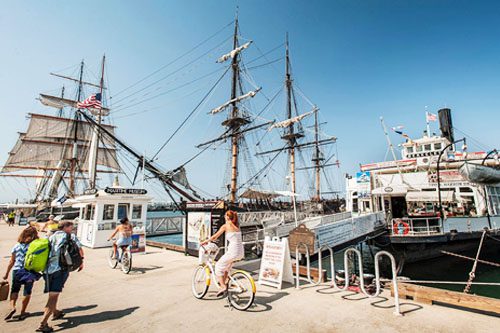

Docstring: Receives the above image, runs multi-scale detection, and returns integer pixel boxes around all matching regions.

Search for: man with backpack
[37,221,84,333]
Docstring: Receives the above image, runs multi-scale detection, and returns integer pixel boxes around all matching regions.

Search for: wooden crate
[292,263,327,283]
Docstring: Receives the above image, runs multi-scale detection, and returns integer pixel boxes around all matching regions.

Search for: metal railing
[145,216,184,235]
[390,217,442,236]
[294,244,401,316]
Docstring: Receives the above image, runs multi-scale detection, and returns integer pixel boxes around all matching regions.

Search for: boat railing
[390,217,442,236]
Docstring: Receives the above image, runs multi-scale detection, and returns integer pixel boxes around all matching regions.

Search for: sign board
[187,212,211,251]
[130,233,146,254]
[185,201,226,256]
[104,187,147,195]
[288,224,315,254]
[258,237,294,289]
[356,171,371,184]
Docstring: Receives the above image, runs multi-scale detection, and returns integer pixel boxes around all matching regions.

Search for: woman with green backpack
[2,226,40,321]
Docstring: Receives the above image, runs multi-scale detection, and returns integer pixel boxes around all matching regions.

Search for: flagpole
[425,107,431,137]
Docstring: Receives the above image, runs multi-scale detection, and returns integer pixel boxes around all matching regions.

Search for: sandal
[216,289,227,297]
[18,312,29,321]
[36,323,54,332]
[52,310,65,320]
[4,308,16,321]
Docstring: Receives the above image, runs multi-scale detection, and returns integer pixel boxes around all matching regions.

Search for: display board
[185,201,225,256]
[258,237,294,290]
[130,233,146,254]
[288,224,315,254]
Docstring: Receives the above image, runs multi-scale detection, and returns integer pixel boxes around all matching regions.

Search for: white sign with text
[258,237,294,289]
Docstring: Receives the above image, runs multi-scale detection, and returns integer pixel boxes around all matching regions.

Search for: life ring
[393,219,410,235]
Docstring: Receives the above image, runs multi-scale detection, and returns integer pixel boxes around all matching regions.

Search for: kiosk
[74,187,151,250]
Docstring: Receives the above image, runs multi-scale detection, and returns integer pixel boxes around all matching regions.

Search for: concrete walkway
[0,224,497,333]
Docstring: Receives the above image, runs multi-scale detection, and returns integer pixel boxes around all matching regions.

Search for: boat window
[118,204,129,220]
[407,147,414,153]
[487,186,500,215]
[459,187,473,193]
[85,204,95,220]
[434,143,442,150]
[424,144,432,151]
[416,145,423,152]
[103,204,115,220]
[132,204,142,219]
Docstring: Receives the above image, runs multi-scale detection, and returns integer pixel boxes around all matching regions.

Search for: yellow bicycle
[192,244,256,311]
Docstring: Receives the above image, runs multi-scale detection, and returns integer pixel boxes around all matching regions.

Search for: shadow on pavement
[246,291,289,313]
[54,306,139,331]
[9,304,98,321]
[129,265,164,275]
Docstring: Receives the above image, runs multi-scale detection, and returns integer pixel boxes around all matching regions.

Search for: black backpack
[59,233,82,272]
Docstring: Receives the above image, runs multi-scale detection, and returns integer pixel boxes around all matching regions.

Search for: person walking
[37,221,84,333]
[8,211,15,227]
[3,226,40,321]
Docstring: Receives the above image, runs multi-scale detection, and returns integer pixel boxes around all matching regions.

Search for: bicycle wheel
[107,247,118,269]
[227,271,256,311]
[192,265,210,299]
[121,250,132,274]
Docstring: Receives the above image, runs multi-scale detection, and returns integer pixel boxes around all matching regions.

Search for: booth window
[103,205,115,220]
[118,204,129,220]
[85,204,95,220]
[132,204,142,219]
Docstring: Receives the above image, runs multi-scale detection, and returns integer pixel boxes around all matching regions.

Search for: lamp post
[480,149,498,229]
[437,138,467,226]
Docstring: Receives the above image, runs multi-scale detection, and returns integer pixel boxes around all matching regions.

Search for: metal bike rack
[293,244,401,316]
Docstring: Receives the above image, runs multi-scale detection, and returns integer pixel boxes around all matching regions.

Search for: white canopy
[372,185,408,195]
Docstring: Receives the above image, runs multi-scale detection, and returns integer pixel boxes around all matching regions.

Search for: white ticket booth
[74,187,151,249]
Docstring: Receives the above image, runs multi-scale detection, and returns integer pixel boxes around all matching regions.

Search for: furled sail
[216,41,252,63]
[210,87,261,115]
[39,94,110,114]
[268,109,316,130]
[459,162,500,185]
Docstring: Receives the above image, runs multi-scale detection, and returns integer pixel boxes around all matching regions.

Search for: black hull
[370,230,500,264]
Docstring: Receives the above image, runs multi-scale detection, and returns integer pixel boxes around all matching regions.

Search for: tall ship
[346,108,499,263]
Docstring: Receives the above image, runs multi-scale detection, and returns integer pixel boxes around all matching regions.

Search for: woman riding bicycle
[201,210,243,297]
[107,217,133,258]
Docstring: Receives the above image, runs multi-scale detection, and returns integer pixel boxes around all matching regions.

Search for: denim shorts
[11,270,34,296]
[44,270,69,293]
[116,237,132,247]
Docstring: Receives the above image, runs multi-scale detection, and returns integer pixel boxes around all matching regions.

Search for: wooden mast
[284,34,298,194]
[69,60,85,195]
[88,55,105,189]
[313,109,322,201]
[228,16,241,204]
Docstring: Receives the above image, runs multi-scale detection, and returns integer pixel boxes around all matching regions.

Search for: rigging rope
[112,20,234,98]
[151,66,231,161]
[463,229,487,293]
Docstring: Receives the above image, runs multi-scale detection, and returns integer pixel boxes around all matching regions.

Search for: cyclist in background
[107,218,133,259]
[201,210,243,297]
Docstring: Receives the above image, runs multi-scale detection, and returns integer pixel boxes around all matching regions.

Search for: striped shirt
[11,243,29,270]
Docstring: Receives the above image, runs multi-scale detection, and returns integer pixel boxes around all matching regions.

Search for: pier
[1,224,497,332]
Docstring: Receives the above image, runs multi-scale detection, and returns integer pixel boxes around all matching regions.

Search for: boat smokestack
[438,108,454,143]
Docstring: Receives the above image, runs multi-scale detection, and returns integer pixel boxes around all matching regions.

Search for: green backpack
[24,238,50,272]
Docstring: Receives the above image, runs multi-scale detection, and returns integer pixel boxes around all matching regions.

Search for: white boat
[459,162,500,185]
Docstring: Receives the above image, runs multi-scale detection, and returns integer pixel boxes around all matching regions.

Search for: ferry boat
[346,108,499,264]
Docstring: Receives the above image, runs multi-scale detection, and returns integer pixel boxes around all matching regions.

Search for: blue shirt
[46,231,82,275]
[11,243,29,270]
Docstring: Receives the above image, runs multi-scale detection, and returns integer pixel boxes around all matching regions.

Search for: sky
[0,0,499,203]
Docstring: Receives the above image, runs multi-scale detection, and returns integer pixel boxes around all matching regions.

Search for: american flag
[77,93,102,110]
[426,112,437,122]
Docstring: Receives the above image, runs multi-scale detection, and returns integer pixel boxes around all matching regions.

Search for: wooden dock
[390,282,500,314]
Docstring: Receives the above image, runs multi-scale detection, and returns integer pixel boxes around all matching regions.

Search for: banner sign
[130,233,146,254]
[356,171,371,184]
[104,187,147,195]
[258,237,294,290]
[187,212,211,251]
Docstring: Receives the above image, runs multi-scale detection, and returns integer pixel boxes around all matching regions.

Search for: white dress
[215,231,244,276]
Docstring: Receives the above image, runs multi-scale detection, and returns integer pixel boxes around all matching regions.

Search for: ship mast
[88,55,105,190]
[69,60,85,194]
[228,17,240,204]
[283,35,301,194]
[313,110,322,201]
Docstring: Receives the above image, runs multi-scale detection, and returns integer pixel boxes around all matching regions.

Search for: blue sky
[0,1,499,202]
